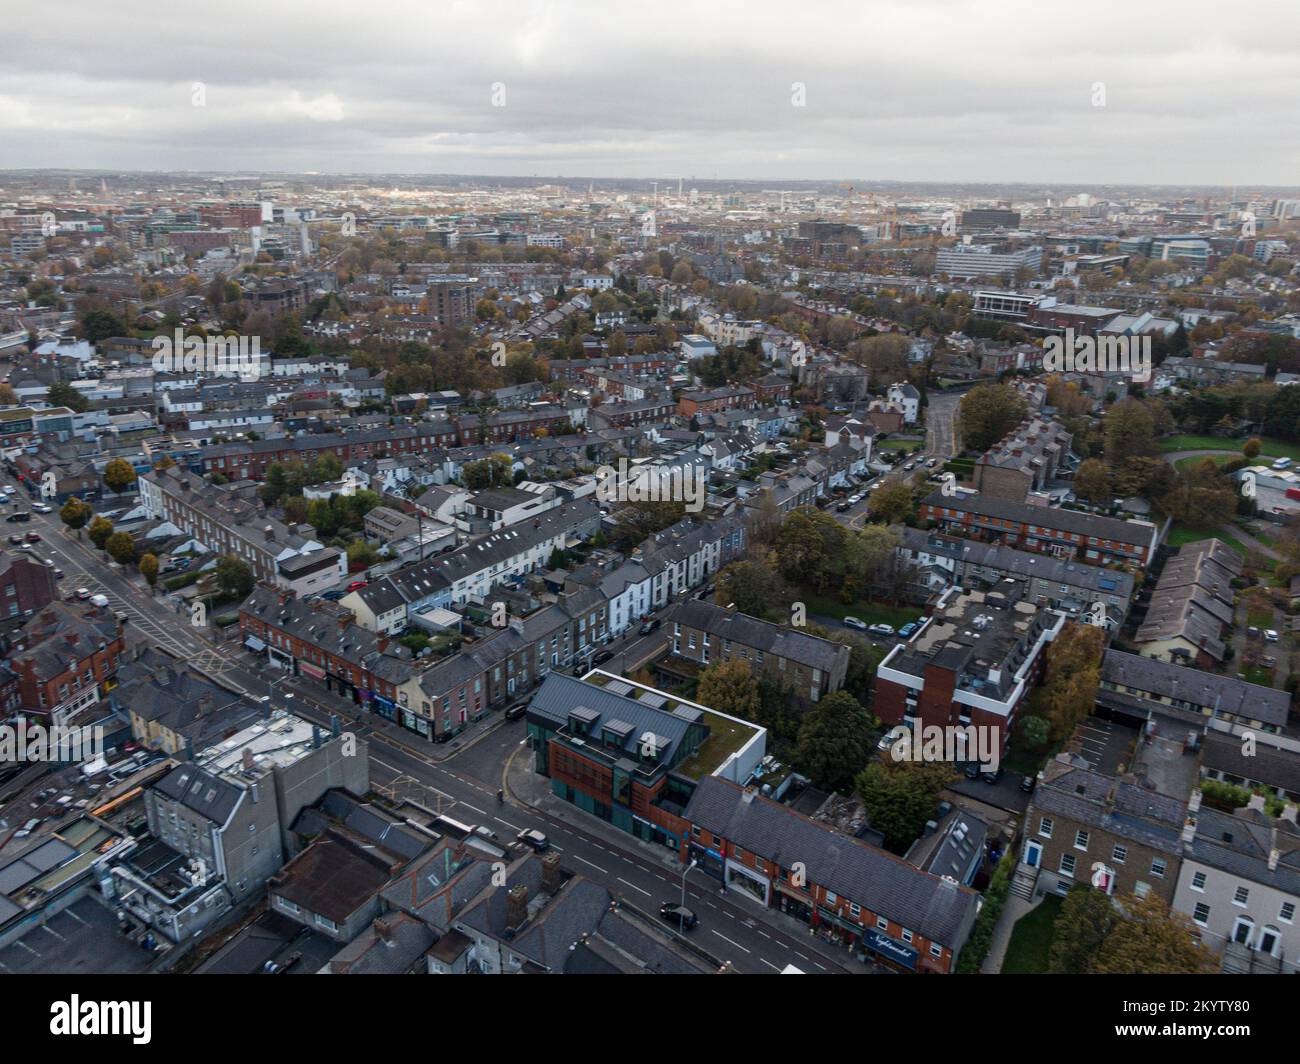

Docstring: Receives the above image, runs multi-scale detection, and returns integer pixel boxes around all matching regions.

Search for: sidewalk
[981,893,1041,974]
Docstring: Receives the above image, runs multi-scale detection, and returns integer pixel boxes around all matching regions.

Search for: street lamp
[679,858,698,933]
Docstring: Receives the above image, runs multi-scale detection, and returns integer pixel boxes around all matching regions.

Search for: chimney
[374,916,394,943]
[506,884,529,931]
[742,786,757,805]
[1247,793,1267,814]
[377,634,389,654]
[330,714,340,738]
[264,524,275,542]
[1281,804,1298,826]
[540,850,562,895]
[312,724,321,749]
[241,748,255,773]
[1269,847,1281,871]
[197,694,214,718]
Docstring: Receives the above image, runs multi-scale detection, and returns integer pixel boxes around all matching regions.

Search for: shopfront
[864,928,918,971]
[687,841,725,883]
[724,859,770,905]
[775,882,814,925]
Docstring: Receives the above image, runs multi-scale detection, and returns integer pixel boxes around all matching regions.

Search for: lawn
[1166,524,1249,557]
[1001,894,1063,974]
[1161,435,1300,460]
[882,438,926,453]
[798,591,923,629]
[1243,665,1276,687]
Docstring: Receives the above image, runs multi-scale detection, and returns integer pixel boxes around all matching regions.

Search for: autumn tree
[855,759,956,852]
[1027,622,1106,744]
[88,516,114,550]
[1073,458,1111,503]
[1090,894,1219,974]
[715,557,791,621]
[139,553,160,588]
[105,531,136,565]
[957,383,1029,453]
[1103,398,1157,467]
[867,481,915,526]
[60,497,93,537]
[102,458,137,494]
[1048,885,1120,973]
[695,660,761,722]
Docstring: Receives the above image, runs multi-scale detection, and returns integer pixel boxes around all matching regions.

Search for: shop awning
[243,635,266,652]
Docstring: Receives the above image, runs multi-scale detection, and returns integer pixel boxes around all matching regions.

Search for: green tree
[105,531,135,565]
[138,553,160,588]
[60,497,92,537]
[957,383,1028,453]
[216,555,255,600]
[88,516,114,550]
[1242,437,1262,459]
[1103,397,1157,466]
[773,509,845,589]
[1073,458,1110,503]
[854,759,956,852]
[47,381,88,413]
[695,660,761,721]
[794,691,875,793]
[461,453,514,490]
[1048,885,1119,973]
[867,481,915,525]
[102,457,137,494]
[715,557,791,620]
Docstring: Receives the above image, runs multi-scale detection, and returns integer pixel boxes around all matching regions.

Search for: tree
[1157,459,1237,528]
[867,481,915,525]
[957,383,1028,453]
[1090,894,1219,974]
[695,660,761,722]
[715,558,790,620]
[1048,885,1120,973]
[1027,623,1106,743]
[105,531,135,565]
[855,759,957,852]
[139,553,160,588]
[461,453,514,490]
[1103,398,1157,466]
[1016,714,1051,752]
[794,691,875,793]
[773,510,845,589]
[216,555,255,600]
[87,516,113,550]
[60,497,92,537]
[102,458,138,494]
[1073,458,1110,504]
[1243,437,1262,459]
[47,381,88,413]
[0,383,16,406]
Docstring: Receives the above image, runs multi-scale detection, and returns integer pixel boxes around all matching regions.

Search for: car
[1261,654,1278,668]
[639,617,661,635]
[320,589,347,601]
[964,762,982,780]
[346,580,367,592]
[75,587,91,601]
[592,649,614,667]
[981,767,1004,785]
[5,512,30,523]
[877,730,903,752]
[1265,629,1280,642]
[898,622,919,638]
[91,594,109,608]
[1,486,14,495]
[842,616,869,630]
[504,701,529,721]
[24,532,40,543]
[903,461,916,471]
[836,501,852,512]
[7,534,21,546]
[52,568,64,579]
[32,503,52,514]
[473,824,499,843]
[867,623,895,637]
[1020,775,1036,793]
[659,902,698,931]
[1248,626,1261,639]
[516,828,550,852]
[848,494,862,505]
[926,458,939,468]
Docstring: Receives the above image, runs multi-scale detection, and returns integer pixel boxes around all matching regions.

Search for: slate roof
[921,490,1155,547]
[1102,649,1290,728]
[153,764,243,826]
[667,599,849,674]
[683,777,978,949]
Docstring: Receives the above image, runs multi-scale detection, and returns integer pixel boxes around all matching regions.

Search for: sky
[2,0,1298,185]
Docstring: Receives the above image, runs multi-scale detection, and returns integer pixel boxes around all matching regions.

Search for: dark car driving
[659,903,698,931]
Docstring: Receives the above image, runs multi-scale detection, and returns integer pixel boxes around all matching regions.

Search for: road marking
[617,878,651,897]
[459,803,486,815]
[760,958,782,972]
[710,930,750,953]
[571,854,608,874]
[493,818,523,832]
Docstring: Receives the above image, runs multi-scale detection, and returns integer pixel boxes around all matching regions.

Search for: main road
[6,475,861,974]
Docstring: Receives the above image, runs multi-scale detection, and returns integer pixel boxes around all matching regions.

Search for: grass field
[1001,894,1064,975]
[798,592,923,629]
[1161,435,1300,460]
[1166,525,1248,555]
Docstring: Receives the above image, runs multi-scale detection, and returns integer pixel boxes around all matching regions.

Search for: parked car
[346,580,367,592]
[639,617,661,635]
[7,534,21,546]
[1020,775,1036,793]
[91,594,109,608]
[836,501,852,512]
[964,762,982,780]
[659,902,698,931]
[75,587,91,601]
[504,701,529,721]
[842,616,869,630]
[877,730,903,752]
[473,824,499,843]
[24,532,40,543]
[5,512,30,523]
[1247,626,1261,639]
[516,828,550,852]
[52,568,64,579]
[867,623,895,637]
[981,767,1004,785]
[1265,629,1280,642]
[592,649,614,667]
[898,622,919,638]
[32,503,52,514]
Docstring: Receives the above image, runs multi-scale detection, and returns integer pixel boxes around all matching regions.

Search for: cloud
[0,0,1297,182]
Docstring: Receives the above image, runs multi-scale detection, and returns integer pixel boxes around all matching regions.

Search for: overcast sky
[2,0,1297,186]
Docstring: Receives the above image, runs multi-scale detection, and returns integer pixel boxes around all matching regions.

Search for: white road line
[493,818,523,832]
[617,878,651,897]
[571,854,608,874]
[710,930,750,953]
[459,803,486,815]
[760,958,782,972]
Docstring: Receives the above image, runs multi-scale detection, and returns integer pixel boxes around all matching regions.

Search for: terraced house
[918,490,1158,570]
[663,600,850,704]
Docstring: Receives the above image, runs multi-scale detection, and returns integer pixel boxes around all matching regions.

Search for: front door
[1024,840,1042,868]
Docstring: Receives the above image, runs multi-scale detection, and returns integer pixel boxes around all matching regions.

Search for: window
[1193,903,1210,925]
[1111,844,1127,864]
[929,943,943,958]
[1038,816,1053,839]
[1233,885,1250,906]
[1191,871,1207,892]
[901,929,913,943]
[1059,853,1076,877]
[1074,830,1089,851]
[1281,902,1295,924]
[1150,857,1166,878]
[876,916,888,931]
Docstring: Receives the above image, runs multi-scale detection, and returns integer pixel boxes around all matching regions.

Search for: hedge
[956,846,1019,974]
